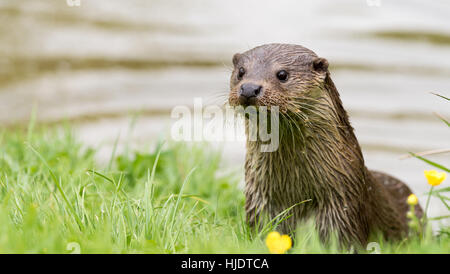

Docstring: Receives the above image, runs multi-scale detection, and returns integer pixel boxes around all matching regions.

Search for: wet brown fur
[228,43,423,247]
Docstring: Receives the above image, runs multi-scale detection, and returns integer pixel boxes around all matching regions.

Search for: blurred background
[0,0,449,218]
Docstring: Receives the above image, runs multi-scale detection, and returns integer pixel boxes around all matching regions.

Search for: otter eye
[238,67,245,80]
[276,70,288,82]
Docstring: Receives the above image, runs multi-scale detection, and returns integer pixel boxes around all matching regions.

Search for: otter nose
[239,83,262,105]
[240,83,262,98]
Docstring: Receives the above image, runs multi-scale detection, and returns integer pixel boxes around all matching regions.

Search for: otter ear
[232,53,241,66]
[312,57,329,73]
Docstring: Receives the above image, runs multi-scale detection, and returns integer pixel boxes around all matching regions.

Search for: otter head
[228,43,330,114]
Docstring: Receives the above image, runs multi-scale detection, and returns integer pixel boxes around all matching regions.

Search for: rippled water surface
[0,0,449,218]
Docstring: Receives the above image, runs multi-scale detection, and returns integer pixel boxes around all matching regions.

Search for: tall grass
[0,126,448,253]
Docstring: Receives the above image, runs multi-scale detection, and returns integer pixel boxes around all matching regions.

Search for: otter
[228,43,423,247]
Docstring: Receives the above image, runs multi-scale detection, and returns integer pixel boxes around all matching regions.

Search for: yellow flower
[424,170,447,186]
[407,194,418,206]
[265,231,292,254]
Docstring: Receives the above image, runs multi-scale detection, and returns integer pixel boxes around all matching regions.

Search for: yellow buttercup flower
[265,231,292,254]
[424,170,447,186]
[407,194,418,206]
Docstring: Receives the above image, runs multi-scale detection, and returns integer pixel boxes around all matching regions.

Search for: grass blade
[431,92,450,101]
[408,152,450,172]
[27,143,84,230]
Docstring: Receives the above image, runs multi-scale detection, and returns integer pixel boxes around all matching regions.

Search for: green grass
[0,127,448,254]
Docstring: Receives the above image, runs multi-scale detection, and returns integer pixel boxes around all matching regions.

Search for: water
[0,0,449,220]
